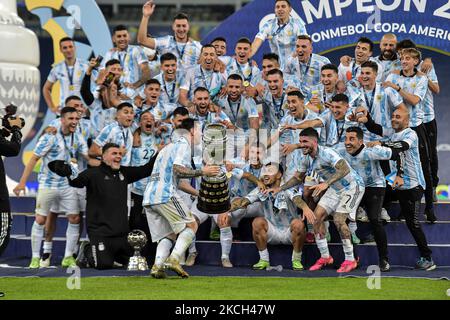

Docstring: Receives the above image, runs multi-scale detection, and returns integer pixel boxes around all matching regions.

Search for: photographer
[0,106,24,256]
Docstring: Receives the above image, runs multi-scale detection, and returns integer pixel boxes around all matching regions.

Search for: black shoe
[380,259,390,272]
[361,234,375,244]
[76,240,91,268]
[424,208,437,224]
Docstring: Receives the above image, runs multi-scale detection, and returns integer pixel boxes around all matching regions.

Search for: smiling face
[380,36,397,60]
[61,111,80,134]
[113,30,129,51]
[262,58,279,79]
[235,42,251,64]
[200,46,217,70]
[275,0,291,22]
[103,147,122,170]
[194,90,211,116]
[330,101,348,120]
[345,131,363,154]
[144,83,161,105]
[60,40,75,60]
[360,67,377,88]
[161,59,177,81]
[287,95,305,118]
[261,164,282,187]
[267,73,283,96]
[172,113,189,129]
[296,38,313,63]
[248,145,265,166]
[116,106,134,128]
[355,42,372,64]
[212,39,227,57]
[172,18,189,42]
[299,135,318,156]
[391,107,409,132]
[66,99,86,117]
[320,69,338,92]
[140,112,155,135]
[226,78,243,101]
[401,53,419,72]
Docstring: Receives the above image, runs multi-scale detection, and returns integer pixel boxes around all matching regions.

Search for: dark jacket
[69,156,156,237]
[0,130,21,211]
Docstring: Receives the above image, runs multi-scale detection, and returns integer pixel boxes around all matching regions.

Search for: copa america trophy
[197,124,231,214]
[127,230,149,271]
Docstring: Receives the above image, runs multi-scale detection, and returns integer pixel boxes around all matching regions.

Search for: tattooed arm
[229,197,251,212]
[325,159,350,186]
[280,171,306,191]
[173,164,220,178]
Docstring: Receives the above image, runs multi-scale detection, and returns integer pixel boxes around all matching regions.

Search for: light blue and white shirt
[153,71,184,106]
[317,108,362,147]
[255,16,308,69]
[284,54,331,87]
[215,95,259,131]
[303,84,359,112]
[102,45,149,98]
[389,128,425,190]
[180,65,226,101]
[131,133,159,196]
[298,146,364,192]
[261,90,289,129]
[34,131,88,189]
[192,111,231,132]
[221,56,261,86]
[94,121,134,166]
[47,59,89,108]
[143,136,192,205]
[230,163,262,198]
[137,102,177,122]
[154,36,202,71]
[245,187,299,229]
[385,71,428,127]
[338,58,384,85]
[278,109,320,145]
[87,101,117,139]
[419,61,438,123]
[337,145,392,188]
[373,56,402,81]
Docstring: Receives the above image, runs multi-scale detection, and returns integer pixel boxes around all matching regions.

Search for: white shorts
[318,184,365,221]
[145,193,195,242]
[50,187,86,214]
[35,187,79,216]
[231,201,263,228]
[189,197,211,224]
[267,220,292,245]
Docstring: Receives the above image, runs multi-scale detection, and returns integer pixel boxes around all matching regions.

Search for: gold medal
[70,158,78,164]
[69,85,75,91]
[243,81,250,87]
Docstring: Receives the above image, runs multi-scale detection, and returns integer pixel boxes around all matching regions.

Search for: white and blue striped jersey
[47,59,89,107]
[338,58,384,85]
[192,111,231,132]
[137,102,177,122]
[154,36,202,70]
[94,121,134,166]
[143,136,192,205]
[230,164,262,198]
[102,45,148,87]
[180,65,226,100]
[278,109,320,145]
[131,133,159,196]
[385,72,428,127]
[284,54,331,87]
[250,73,307,97]
[303,84,359,112]
[298,146,364,192]
[255,16,307,69]
[261,90,289,129]
[153,71,184,106]
[245,187,299,229]
[220,56,261,85]
[34,131,88,189]
[317,108,362,147]
[390,128,425,190]
[419,61,438,123]
[337,145,392,188]
[215,95,259,131]
[372,56,402,81]
[354,83,403,141]
[86,100,117,139]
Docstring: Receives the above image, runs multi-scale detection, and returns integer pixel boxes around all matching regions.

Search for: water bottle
[266,265,283,272]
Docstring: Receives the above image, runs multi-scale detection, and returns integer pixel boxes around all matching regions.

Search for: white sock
[348,221,357,234]
[259,248,269,261]
[292,250,302,261]
[43,241,53,254]
[170,228,196,261]
[155,238,173,267]
[342,239,355,261]
[324,220,330,233]
[220,227,233,260]
[315,234,330,258]
[31,222,44,258]
[188,236,197,254]
[65,223,80,258]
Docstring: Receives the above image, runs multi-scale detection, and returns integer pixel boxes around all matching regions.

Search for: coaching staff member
[49,142,157,269]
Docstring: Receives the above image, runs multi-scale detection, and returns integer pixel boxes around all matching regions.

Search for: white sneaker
[356,207,369,222]
[39,253,51,268]
[381,208,391,222]
[222,258,233,268]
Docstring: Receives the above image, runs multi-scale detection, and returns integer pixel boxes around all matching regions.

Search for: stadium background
[4,0,450,198]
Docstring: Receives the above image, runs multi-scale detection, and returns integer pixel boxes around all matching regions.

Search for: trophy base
[127,256,149,271]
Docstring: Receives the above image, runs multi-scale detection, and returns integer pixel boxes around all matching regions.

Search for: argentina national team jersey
[47,59,89,107]
[131,133,159,196]
[215,95,259,131]
[261,90,289,129]
[229,164,262,198]
[354,83,403,141]
[86,100,117,138]
[255,16,307,69]
[154,36,202,70]
[418,61,438,123]
[94,121,134,166]
[181,65,226,100]
[278,109,320,145]
[385,72,428,127]
[284,53,331,87]
[299,146,364,192]
[137,102,177,122]
[154,72,184,106]
[317,108,362,147]
[221,56,261,86]
[143,136,192,206]
[336,145,392,188]
[245,188,299,229]
[373,56,402,81]
[34,131,88,189]
[389,128,425,190]
[338,58,384,85]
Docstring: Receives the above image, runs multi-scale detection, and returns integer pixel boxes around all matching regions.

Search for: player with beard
[136,79,177,122]
[138,1,202,71]
[211,37,227,57]
[372,34,402,81]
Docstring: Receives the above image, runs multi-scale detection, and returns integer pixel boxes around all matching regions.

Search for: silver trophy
[127,229,149,271]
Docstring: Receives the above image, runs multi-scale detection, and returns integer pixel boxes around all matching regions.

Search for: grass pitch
[1,276,449,300]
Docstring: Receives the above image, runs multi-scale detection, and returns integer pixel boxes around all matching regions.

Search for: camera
[2,103,25,137]
[94,55,103,68]
[103,72,115,87]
